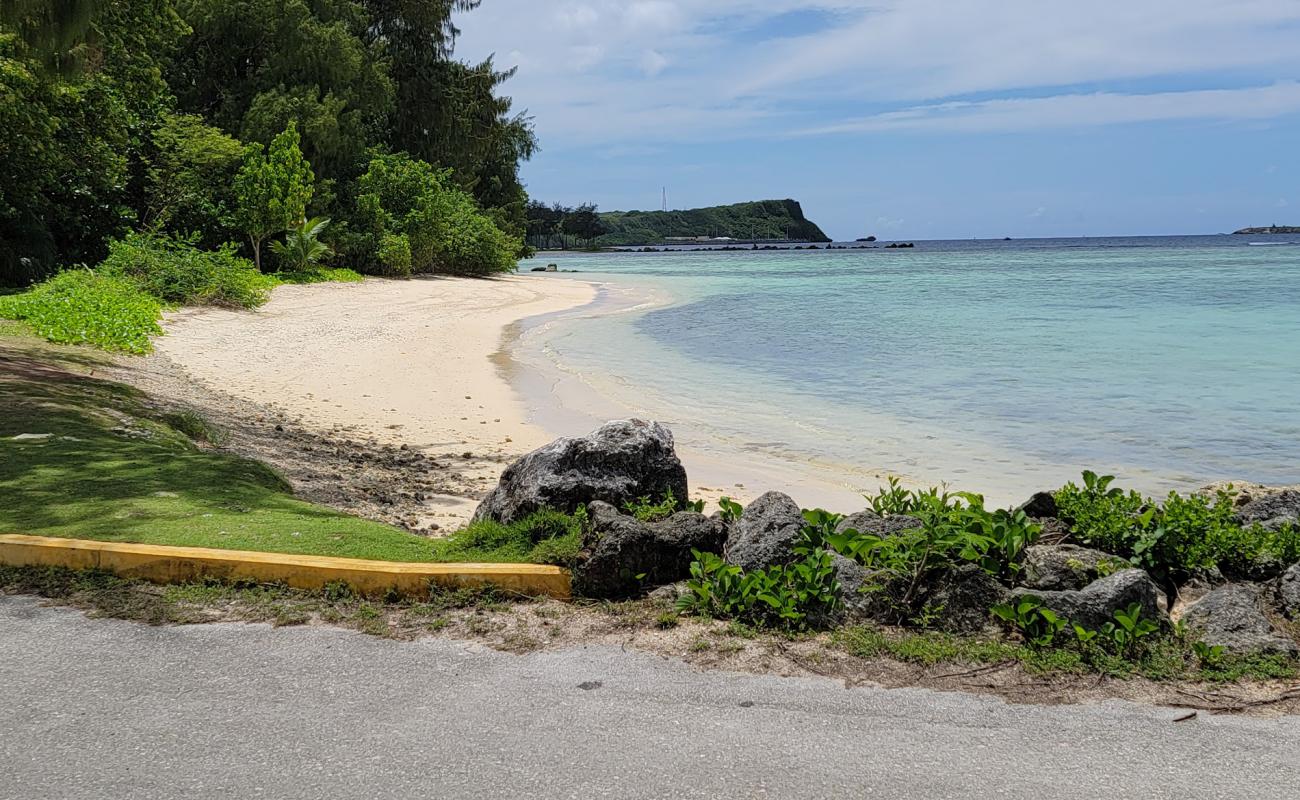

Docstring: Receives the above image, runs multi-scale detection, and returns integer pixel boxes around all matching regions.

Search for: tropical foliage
[1,0,532,290]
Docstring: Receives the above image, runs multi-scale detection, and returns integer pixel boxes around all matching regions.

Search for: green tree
[145,112,244,247]
[560,204,606,249]
[1,1,186,285]
[233,122,314,271]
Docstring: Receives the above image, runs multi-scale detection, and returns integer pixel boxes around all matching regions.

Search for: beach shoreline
[131,274,596,529]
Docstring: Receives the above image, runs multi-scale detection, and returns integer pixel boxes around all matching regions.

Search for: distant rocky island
[597,199,831,246]
[1233,225,1300,234]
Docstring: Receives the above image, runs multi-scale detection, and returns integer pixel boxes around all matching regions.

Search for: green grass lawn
[0,323,574,564]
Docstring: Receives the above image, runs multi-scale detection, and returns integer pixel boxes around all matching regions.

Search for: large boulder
[1181,584,1299,657]
[834,510,923,537]
[922,564,1009,634]
[1019,544,1126,591]
[1234,489,1300,531]
[1010,568,1166,631]
[1017,491,1059,519]
[1280,563,1300,620]
[572,502,725,599]
[473,420,688,525]
[724,491,805,570]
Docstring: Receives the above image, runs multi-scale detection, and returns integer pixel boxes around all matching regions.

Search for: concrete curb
[0,534,571,599]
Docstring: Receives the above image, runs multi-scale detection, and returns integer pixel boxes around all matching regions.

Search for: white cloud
[453,1,1300,146]
[794,83,1300,135]
[640,49,669,77]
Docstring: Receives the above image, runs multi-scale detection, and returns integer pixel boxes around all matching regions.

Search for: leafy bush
[98,231,273,309]
[1055,472,1300,582]
[676,547,841,630]
[275,267,365,285]
[824,486,1040,609]
[350,153,519,276]
[0,270,162,353]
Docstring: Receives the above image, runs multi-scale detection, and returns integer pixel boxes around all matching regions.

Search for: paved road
[2,596,1298,799]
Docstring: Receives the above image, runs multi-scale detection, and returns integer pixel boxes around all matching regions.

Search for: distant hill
[597,200,830,246]
[1233,225,1300,234]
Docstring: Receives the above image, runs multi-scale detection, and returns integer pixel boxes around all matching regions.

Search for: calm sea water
[519,236,1300,502]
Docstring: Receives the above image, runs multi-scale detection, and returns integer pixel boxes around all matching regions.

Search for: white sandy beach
[154,275,596,525]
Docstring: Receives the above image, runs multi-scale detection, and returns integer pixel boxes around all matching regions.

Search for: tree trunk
[250,234,262,272]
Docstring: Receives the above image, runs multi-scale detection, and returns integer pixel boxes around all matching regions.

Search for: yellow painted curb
[0,534,571,600]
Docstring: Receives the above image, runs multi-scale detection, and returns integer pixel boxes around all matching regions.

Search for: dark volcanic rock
[572,502,726,599]
[923,564,1009,634]
[1181,584,1299,657]
[834,511,922,537]
[1234,489,1300,530]
[473,419,688,525]
[1017,491,1059,519]
[1281,564,1300,620]
[1019,544,1125,592]
[724,491,806,570]
[1010,569,1166,631]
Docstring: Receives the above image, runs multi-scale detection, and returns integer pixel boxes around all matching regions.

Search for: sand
[150,275,596,526]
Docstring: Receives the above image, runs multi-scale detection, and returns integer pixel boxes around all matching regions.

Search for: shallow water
[516,236,1300,505]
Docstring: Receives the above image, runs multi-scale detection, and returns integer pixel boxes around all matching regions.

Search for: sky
[456,1,1300,240]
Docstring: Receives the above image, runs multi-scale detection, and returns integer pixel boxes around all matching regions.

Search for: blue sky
[456,1,1300,240]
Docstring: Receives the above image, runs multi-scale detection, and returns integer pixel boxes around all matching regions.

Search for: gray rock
[646,581,688,603]
[1017,491,1059,519]
[923,564,1009,634]
[1276,564,1299,620]
[1019,544,1126,591]
[1010,569,1166,631]
[572,502,726,599]
[1234,489,1300,531]
[725,491,806,570]
[834,511,923,538]
[473,420,688,525]
[1181,584,1299,657]
[831,555,876,617]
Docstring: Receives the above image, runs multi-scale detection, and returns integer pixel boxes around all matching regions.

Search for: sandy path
[153,275,596,526]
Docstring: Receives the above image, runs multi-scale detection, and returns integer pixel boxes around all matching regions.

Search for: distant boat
[855,236,876,242]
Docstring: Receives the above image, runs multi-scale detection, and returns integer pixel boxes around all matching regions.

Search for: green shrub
[0,270,162,353]
[822,486,1040,622]
[350,153,519,276]
[98,231,273,309]
[275,267,365,285]
[676,547,841,630]
[1056,472,1300,581]
[146,113,244,248]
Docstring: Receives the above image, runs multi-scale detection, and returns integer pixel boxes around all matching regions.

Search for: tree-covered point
[1,0,533,288]
[600,200,831,247]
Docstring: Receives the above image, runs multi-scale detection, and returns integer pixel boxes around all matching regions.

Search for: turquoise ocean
[513,236,1300,506]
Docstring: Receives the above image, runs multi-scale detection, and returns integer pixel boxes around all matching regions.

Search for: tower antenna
[662,186,667,212]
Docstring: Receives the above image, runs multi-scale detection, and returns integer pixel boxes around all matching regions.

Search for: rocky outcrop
[473,420,689,525]
[923,564,1008,634]
[572,502,726,599]
[834,511,922,537]
[1234,489,1300,531]
[1181,584,1299,657]
[1010,569,1165,631]
[1019,544,1125,592]
[1281,564,1300,620]
[724,491,806,570]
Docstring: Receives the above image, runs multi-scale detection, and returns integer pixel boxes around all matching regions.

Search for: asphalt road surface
[3,595,1298,799]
